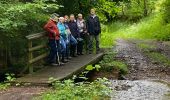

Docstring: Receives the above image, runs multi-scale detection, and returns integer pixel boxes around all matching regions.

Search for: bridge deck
[14,53,103,85]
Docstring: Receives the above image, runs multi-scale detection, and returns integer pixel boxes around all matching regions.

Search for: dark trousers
[48,39,60,64]
[89,35,100,52]
[70,44,76,57]
[77,40,83,54]
[77,32,85,54]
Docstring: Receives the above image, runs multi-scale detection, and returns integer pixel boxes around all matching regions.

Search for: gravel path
[111,39,170,100]
[114,39,170,82]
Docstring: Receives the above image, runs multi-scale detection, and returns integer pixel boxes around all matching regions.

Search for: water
[110,80,170,100]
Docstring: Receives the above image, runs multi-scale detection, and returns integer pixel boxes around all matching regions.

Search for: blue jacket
[57,22,66,39]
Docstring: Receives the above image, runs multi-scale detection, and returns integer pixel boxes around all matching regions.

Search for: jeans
[60,37,66,61]
[69,34,77,56]
[89,35,100,52]
[48,39,60,64]
[69,34,77,45]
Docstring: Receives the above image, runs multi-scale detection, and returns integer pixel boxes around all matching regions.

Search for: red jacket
[44,19,60,40]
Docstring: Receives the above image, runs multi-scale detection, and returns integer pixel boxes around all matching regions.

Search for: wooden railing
[25,32,48,74]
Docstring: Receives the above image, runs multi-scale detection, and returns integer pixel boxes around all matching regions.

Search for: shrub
[36,78,112,100]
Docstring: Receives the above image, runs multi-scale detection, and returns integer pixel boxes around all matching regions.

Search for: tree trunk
[143,0,148,16]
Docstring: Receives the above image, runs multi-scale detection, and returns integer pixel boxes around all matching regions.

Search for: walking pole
[55,40,61,65]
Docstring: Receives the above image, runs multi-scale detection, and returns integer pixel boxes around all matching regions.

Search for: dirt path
[115,39,170,82]
[111,39,170,100]
[0,86,49,100]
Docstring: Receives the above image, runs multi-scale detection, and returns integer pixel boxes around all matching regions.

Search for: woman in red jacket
[44,13,61,66]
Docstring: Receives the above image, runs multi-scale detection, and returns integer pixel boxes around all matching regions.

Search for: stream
[111,80,170,100]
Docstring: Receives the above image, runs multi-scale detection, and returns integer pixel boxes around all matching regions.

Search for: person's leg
[60,37,67,63]
[83,34,89,54]
[55,40,60,64]
[77,40,80,55]
[70,34,77,45]
[88,35,94,54]
[70,34,78,57]
[95,35,100,53]
[48,39,57,64]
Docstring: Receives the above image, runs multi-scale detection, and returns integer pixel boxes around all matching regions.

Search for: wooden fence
[25,32,48,74]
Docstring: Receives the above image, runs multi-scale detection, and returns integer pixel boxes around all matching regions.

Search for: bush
[36,78,112,100]
[0,0,59,68]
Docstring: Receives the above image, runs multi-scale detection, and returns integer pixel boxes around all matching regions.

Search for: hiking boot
[51,63,59,66]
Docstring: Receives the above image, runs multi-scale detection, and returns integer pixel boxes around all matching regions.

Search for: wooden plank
[28,41,33,74]
[26,32,46,40]
[29,44,47,52]
[13,53,104,85]
[29,53,48,64]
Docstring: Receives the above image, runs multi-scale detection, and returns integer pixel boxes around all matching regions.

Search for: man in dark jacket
[86,8,101,54]
[44,13,60,66]
[68,14,79,57]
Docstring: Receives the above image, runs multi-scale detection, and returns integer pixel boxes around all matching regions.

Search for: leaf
[85,65,94,71]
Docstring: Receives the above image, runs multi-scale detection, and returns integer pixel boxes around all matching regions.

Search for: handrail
[26,32,47,40]
[26,32,48,74]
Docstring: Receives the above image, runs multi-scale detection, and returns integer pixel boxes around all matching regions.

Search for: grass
[146,52,170,67]
[99,51,128,75]
[100,13,170,48]
[137,43,156,52]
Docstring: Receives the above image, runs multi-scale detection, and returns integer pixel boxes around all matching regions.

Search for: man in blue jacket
[86,8,101,54]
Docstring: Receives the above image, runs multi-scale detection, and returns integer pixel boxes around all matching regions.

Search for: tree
[0,0,59,68]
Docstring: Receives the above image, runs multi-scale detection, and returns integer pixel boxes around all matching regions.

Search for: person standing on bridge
[57,17,68,63]
[44,13,60,66]
[68,14,79,57]
[64,15,77,59]
[77,13,87,55]
[86,8,101,54]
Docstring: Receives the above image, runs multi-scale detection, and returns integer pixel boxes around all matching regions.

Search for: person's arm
[83,20,87,33]
[44,21,56,36]
[57,24,62,34]
[86,17,90,35]
[97,16,101,34]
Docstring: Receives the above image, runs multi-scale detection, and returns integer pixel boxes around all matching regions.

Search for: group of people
[44,9,101,65]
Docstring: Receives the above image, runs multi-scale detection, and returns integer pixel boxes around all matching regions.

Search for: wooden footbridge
[13,32,104,85]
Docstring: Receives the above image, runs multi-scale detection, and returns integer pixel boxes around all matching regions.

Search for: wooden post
[28,40,33,74]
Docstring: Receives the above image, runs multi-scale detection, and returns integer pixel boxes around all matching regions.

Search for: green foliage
[58,0,119,22]
[0,83,9,90]
[37,78,112,100]
[85,64,101,71]
[137,43,156,52]
[101,11,170,42]
[99,52,128,74]
[163,0,170,23]
[146,52,170,67]
[5,73,16,82]
[0,0,59,67]
[118,0,158,21]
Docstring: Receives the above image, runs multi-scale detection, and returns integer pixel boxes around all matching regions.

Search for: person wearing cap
[68,14,79,57]
[86,8,101,54]
[77,13,87,55]
[57,17,70,63]
[44,13,60,66]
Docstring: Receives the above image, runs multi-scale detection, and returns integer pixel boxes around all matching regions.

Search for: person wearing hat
[44,13,60,66]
